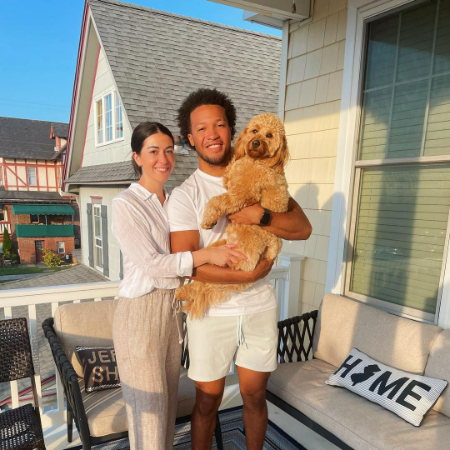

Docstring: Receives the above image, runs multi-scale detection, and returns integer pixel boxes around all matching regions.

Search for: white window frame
[94,89,124,147]
[27,167,37,186]
[57,241,65,254]
[326,0,450,328]
[93,204,103,270]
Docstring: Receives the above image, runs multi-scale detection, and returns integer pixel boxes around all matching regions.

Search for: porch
[0,256,337,449]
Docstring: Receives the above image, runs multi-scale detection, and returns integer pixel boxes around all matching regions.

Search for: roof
[51,123,69,138]
[88,0,281,132]
[65,150,199,192]
[12,204,75,215]
[0,117,68,160]
[0,190,70,203]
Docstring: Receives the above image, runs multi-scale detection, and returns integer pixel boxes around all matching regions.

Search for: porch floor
[43,384,339,450]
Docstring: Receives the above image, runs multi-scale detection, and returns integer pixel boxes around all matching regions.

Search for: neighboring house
[212,0,450,329]
[63,0,282,280]
[0,117,80,263]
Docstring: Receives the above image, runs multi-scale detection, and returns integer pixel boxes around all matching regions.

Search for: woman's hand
[207,243,248,267]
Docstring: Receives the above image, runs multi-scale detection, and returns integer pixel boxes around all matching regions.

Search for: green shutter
[350,164,450,314]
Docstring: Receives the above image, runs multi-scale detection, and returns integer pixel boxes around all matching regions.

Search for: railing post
[278,254,304,321]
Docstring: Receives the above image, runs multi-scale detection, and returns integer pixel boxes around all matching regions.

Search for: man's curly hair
[177,88,237,149]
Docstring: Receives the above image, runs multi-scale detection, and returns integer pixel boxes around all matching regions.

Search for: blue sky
[0,0,281,124]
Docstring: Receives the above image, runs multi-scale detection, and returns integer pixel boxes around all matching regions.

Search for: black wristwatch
[259,207,272,226]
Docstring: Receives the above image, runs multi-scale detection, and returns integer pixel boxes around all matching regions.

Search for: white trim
[278,20,290,121]
[326,0,450,325]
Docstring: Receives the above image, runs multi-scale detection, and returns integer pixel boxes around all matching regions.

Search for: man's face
[187,104,232,166]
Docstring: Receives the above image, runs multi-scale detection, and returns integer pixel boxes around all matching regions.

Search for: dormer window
[94,90,124,146]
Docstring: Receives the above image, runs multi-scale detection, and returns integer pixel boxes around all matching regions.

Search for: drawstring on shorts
[171,296,183,344]
[237,316,248,349]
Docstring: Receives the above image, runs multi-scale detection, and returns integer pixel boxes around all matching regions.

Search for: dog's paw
[201,219,217,230]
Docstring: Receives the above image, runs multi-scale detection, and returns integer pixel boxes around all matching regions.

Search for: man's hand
[246,257,274,283]
[228,204,264,225]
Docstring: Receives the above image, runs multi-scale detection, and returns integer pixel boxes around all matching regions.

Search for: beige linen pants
[113,289,182,450]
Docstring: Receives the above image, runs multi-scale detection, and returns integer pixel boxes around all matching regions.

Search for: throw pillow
[326,348,448,426]
[76,346,120,393]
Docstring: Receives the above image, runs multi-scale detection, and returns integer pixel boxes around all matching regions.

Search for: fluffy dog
[175,113,290,319]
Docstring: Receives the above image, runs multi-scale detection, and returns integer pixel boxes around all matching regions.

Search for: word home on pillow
[326,348,448,426]
[76,346,120,393]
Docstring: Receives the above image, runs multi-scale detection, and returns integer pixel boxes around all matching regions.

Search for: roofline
[0,117,68,125]
[64,180,133,186]
[92,0,281,41]
[63,0,91,191]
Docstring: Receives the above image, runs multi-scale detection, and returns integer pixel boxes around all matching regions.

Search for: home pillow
[326,348,448,426]
[76,346,120,393]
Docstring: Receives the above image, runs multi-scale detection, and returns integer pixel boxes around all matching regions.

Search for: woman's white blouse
[112,183,193,298]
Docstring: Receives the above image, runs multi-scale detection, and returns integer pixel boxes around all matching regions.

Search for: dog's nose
[252,140,260,149]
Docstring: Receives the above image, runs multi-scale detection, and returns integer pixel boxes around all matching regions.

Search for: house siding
[282,0,347,314]
[79,186,126,280]
[82,48,133,167]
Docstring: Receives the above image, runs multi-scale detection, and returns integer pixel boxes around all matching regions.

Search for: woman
[112,122,245,450]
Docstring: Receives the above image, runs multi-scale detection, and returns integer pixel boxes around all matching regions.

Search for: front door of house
[35,240,44,263]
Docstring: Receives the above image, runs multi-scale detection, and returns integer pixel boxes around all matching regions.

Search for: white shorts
[186,308,278,382]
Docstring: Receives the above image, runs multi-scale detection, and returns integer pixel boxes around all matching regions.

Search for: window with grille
[94,90,124,146]
[346,0,450,321]
[93,204,103,270]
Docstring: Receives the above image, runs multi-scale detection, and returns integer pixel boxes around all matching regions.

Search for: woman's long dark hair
[131,122,174,177]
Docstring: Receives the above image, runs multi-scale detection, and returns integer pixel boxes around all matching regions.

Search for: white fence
[0,255,303,431]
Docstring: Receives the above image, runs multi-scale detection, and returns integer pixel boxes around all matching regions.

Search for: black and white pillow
[76,346,120,393]
[326,348,448,426]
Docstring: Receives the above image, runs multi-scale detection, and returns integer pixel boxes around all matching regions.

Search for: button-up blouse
[112,183,193,299]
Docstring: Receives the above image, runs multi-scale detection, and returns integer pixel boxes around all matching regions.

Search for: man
[167,88,311,450]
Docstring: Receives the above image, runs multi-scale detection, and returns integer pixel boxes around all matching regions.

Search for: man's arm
[171,230,273,284]
[228,197,312,240]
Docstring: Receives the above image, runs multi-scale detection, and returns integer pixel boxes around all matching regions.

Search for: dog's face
[233,113,289,170]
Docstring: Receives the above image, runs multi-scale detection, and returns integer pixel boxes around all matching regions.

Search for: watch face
[260,210,271,226]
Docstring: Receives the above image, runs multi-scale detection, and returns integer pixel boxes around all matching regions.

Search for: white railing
[0,222,11,234]
[0,254,303,433]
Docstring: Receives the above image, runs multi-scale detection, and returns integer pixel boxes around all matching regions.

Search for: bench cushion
[268,359,450,450]
[54,300,118,377]
[313,294,442,374]
[425,329,450,417]
[82,367,196,437]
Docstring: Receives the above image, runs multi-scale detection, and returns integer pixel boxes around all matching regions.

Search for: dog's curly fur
[175,113,290,319]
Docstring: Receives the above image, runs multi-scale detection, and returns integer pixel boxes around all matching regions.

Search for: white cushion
[326,348,448,426]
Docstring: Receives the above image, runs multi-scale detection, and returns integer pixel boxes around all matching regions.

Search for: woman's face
[133,132,175,184]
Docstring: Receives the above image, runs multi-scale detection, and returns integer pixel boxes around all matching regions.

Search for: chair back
[0,317,34,383]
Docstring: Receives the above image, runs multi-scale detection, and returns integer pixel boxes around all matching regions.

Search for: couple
[111,88,312,450]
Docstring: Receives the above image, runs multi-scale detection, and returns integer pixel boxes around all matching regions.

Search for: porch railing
[0,222,11,234]
[0,254,303,430]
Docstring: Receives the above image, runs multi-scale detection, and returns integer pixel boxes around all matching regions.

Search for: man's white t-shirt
[167,169,277,317]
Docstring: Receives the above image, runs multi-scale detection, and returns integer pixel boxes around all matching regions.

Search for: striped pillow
[326,348,448,426]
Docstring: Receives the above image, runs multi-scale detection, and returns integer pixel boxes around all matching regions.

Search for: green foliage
[42,248,64,267]
[2,228,12,256]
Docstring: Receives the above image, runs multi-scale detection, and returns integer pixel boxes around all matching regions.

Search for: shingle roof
[0,117,68,160]
[0,190,69,203]
[88,0,281,133]
[51,123,69,138]
[66,150,199,192]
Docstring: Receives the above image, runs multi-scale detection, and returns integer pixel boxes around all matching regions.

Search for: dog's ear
[273,133,290,172]
[232,128,247,161]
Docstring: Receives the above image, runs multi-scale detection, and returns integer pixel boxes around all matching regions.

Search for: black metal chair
[0,317,46,450]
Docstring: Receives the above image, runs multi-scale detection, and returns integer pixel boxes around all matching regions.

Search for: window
[94,91,124,145]
[346,1,450,321]
[30,214,38,223]
[115,91,123,139]
[57,241,65,254]
[105,94,113,141]
[96,100,103,144]
[0,207,5,222]
[27,167,37,186]
[93,205,103,270]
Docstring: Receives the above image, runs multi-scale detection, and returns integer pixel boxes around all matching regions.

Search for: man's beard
[196,147,231,166]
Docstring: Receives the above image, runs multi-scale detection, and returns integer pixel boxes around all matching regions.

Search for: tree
[3,228,12,258]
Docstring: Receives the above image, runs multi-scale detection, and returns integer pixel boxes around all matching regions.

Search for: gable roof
[88,0,281,133]
[65,150,199,193]
[51,123,69,138]
[0,117,68,160]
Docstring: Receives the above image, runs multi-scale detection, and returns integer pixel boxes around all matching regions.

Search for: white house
[63,0,282,280]
[210,0,450,328]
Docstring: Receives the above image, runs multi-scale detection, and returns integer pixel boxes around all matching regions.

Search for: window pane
[433,0,450,75]
[96,100,103,144]
[105,94,113,141]
[395,3,436,83]
[94,216,101,238]
[115,91,123,139]
[27,167,37,185]
[350,164,450,314]
[424,74,450,156]
[96,246,103,268]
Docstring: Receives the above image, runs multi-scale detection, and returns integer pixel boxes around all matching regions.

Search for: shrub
[42,248,64,267]
[2,228,13,258]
